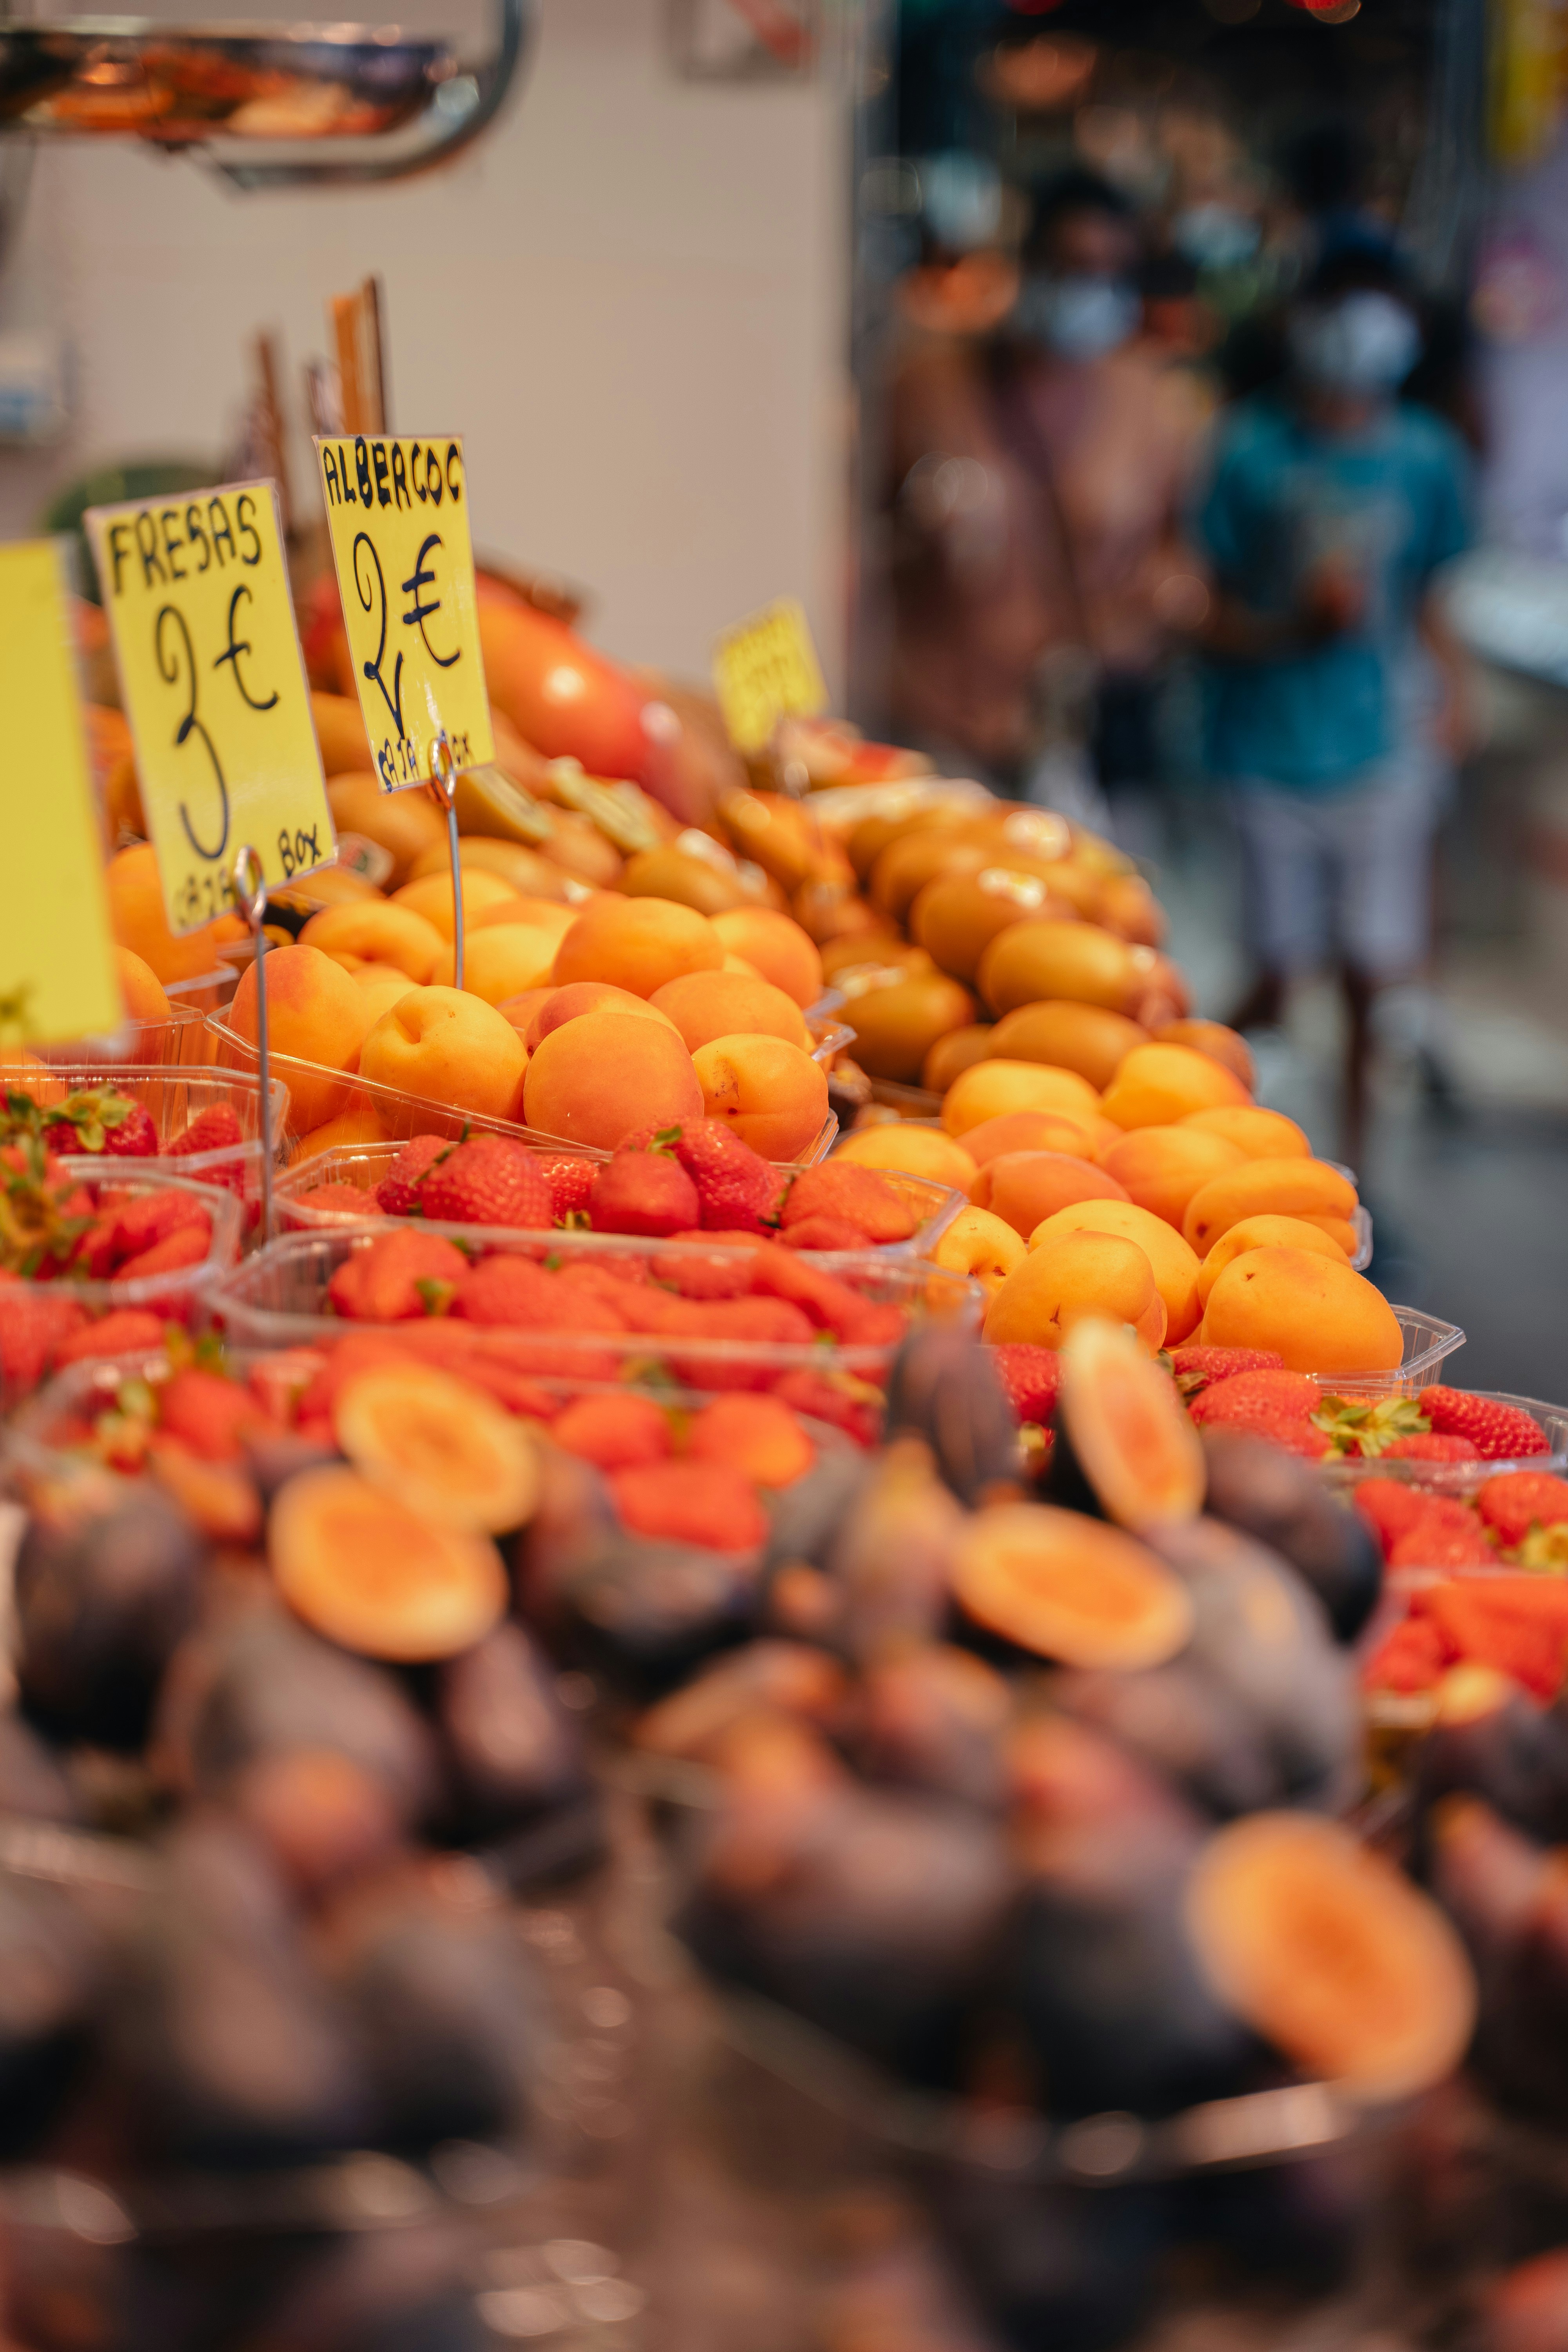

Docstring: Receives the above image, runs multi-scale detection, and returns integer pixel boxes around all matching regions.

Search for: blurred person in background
[882,169,1207,834]
[1194,243,1475,1167]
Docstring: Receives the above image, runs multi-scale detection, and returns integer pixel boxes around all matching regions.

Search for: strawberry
[40,1087,157,1159]
[748,1241,906,1347]
[771,1366,882,1447]
[535,1152,597,1221]
[103,1105,159,1158]
[102,1187,209,1269]
[292,1182,381,1220]
[992,1342,1064,1426]
[589,1148,701,1238]
[779,1163,917,1245]
[1476,1471,1568,1550]
[420,1137,553,1230]
[452,1254,628,1334]
[780,1216,871,1252]
[115,1216,214,1285]
[167,1104,243,1158]
[632,1119,779,1233]
[326,1229,468,1322]
[551,1392,672,1472]
[1354,1479,1472,1561]
[375,1134,451,1216]
[1189,1368,1319,1430]
[1382,1432,1480,1463]
[158,1365,271,1461]
[1417,1387,1549,1462]
[1388,1520,1497,1571]
[1167,1344,1285,1398]
[1363,1616,1446,1695]
[0,1279,89,1394]
[54,1309,166,1366]
[609,1459,768,1553]
[1254,1416,1335,1462]
[1417,1579,1568,1700]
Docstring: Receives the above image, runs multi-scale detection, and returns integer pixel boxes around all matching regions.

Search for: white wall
[0,0,849,693]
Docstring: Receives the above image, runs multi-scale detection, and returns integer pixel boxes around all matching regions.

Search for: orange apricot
[1183,1159,1358,1257]
[1201,1247,1403,1375]
[106,842,245,984]
[326,775,446,888]
[650,971,811,1054]
[975,1152,1129,1238]
[408,836,573,899]
[986,1000,1147,1091]
[1100,1125,1247,1230]
[711,907,824,1008]
[350,964,422,1027]
[1196,1215,1352,1308]
[844,973,977,1084]
[922,1025,995,1093]
[910,866,1075,984]
[983,1229,1166,1352]
[833,1123,980,1195]
[551,894,723,998]
[942,1059,1101,1139]
[359,985,528,1124]
[977,920,1138,1018]
[298,901,445,984]
[116,945,169,1023]
[467,894,577,940]
[1100,1042,1250,1131]
[688,1393,816,1487]
[390,868,521,940]
[1181,1105,1311,1161]
[291,1104,390,1161]
[960,1109,1101,1167]
[432,923,566,1004]
[693,1033,830,1162]
[231,943,373,1130]
[1152,1018,1255,1092]
[524,1009,702,1149]
[870,831,991,922]
[1098,872,1166,947]
[1028,1198,1202,1343]
[525,982,679,1051]
[929,1205,1028,1297]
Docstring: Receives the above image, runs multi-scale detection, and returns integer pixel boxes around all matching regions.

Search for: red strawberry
[41,1122,84,1156]
[780,1216,871,1251]
[1189,1368,1319,1422]
[780,1162,917,1244]
[1354,1480,1474,1561]
[158,1365,271,1461]
[1388,1517,1497,1572]
[589,1149,701,1238]
[104,1105,159,1158]
[748,1241,905,1347]
[375,1134,451,1216]
[1383,1432,1480,1463]
[1477,1471,1568,1549]
[167,1104,243,1158]
[1254,1416,1334,1461]
[535,1152,597,1221]
[452,1255,628,1334]
[103,1187,209,1268]
[115,1216,214,1285]
[420,1137,553,1230]
[1418,1387,1549,1462]
[991,1342,1064,1426]
[609,1459,768,1553]
[1167,1344,1285,1397]
[54,1308,166,1366]
[551,1392,672,1472]
[771,1367,882,1447]
[326,1229,468,1322]
[1418,1580,1568,1699]
[1363,1616,1446,1695]
[630,1119,779,1233]
[0,1280,89,1394]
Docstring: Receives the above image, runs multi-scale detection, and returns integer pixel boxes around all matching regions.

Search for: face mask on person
[1288,290,1422,396]
[1172,201,1260,272]
[1014,272,1140,360]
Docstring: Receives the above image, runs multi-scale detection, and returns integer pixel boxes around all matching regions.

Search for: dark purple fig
[434,1621,589,1836]
[231,2220,485,2352]
[1416,1669,1568,1850]
[883,1326,1022,1504]
[843,1644,1012,1810]
[935,2172,1168,2352]
[1053,1659,1286,1820]
[557,1531,758,1695]
[0,1711,79,1824]
[16,1488,206,1749]
[634,1639,847,1766]
[1201,1430,1381,1641]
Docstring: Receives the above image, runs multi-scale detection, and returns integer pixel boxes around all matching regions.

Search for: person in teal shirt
[1194,245,1474,1163]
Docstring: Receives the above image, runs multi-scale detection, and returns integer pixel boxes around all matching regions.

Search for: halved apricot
[1185,1813,1476,2103]
[1059,1319,1205,1530]
[334,1363,539,1534]
[953,1502,1193,1668]
[270,1466,508,1661]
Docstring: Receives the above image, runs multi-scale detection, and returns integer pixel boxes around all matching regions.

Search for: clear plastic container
[0,1171,243,1410]
[203,1007,839,1169]
[1305,1307,1466,1401]
[271,1140,965,1261]
[33,1004,213,1070]
[1323,1390,1568,1494]
[0,1063,291,1191]
[164,966,241,1015]
[201,1223,982,1387]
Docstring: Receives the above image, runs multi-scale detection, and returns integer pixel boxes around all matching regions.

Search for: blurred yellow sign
[87,480,333,936]
[315,434,494,792]
[0,541,123,1045]
[713,597,828,755]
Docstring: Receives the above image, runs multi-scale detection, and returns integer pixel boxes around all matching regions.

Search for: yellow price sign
[86,480,334,936]
[0,541,123,1047]
[713,596,828,755]
[315,435,494,791]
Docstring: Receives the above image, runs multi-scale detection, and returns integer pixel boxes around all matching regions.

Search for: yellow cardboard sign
[314,435,494,791]
[713,596,828,755]
[0,542,123,1046]
[86,481,334,936]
